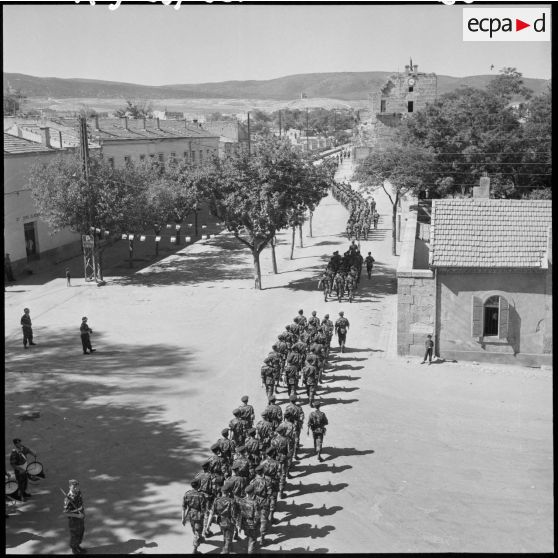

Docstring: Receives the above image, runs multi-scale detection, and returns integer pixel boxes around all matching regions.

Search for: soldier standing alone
[80,317,95,355]
[20,308,36,348]
[334,311,350,353]
[307,402,329,461]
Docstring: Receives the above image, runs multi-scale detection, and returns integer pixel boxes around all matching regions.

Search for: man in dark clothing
[211,484,237,554]
[80,317,95,354]
[365,252,375,279]
[334,311,350,352]
[264,396,282,429]
[21,308,36,348]
[64,479,86,555]
[10,438,36,500]
[421,334,434,365]
[307,402,329,461]
[182,479,207,554]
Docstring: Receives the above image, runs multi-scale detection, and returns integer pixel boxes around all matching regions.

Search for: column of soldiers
[182,309,341,554]
[318,244,364,303]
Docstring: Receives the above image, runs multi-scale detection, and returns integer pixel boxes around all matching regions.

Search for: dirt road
[5,158,553,553]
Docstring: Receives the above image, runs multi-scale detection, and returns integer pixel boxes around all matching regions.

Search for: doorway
[24,222,39,261]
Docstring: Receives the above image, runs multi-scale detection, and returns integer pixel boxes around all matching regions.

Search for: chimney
[404,65,410,73]
[39,126,51,148]
[155,117,160,130]
[94,115,100,130]
[121,116,128,130]
[414,65,419,73]
[473,174,490,199]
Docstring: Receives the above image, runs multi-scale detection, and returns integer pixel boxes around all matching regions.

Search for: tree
[204,137,332,289]
[3,88,26,115]
[114,99,153,119]
[354,142,435,255]
[29,153,154,276]
[486,67,533,103]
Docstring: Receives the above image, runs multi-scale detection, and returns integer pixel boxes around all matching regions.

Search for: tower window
[408,86,414,93]
[407,101,414,113]
[483,296,499,336]
[380,100,386,113]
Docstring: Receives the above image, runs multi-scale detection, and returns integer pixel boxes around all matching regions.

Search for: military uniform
[270,433,289,498]
[237,486,261,554]
[264,399,282,429]
[365,254,375,279]
[20,310,35,348]
[247,469,273,544]
[261,364,277,399]
[80,318,94,354]
[308,406,329,461]
[238,398,255,430]
[255,415,274,454]
[260,450,281,523]
[183,484,207,554]
[302,362,320,407]
[229,411,246,446]
[211,492,237,554]
[284,398,305,457]
[335,315,350,352]
[10,443,34,500]
[216,431,236,471]
[64,484,86,555]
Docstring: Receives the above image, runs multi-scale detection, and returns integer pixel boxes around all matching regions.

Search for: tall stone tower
[369,59,437,144]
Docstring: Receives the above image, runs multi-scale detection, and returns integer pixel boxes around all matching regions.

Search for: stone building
[368,60,437,145]
[396,185,552,367]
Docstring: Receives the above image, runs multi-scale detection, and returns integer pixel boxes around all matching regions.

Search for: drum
[26,460,45,482]
[5,480,18,496]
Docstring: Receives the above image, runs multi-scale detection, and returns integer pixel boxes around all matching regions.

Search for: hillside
[4,71,549,101]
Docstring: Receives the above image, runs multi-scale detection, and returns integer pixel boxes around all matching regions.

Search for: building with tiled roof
[4,133,56,154]
[429,199,552,269]
[397,183,552,367]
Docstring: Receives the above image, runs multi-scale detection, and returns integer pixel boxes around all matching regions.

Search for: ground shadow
[321,447,375,461]
[5,329,207,554]
[278,501,344,521]
[5,531,45,548]
[270,523,336,545]
[324,375,362,383]
[84,539,158,554]
[332,364,364,372]
[315,397,359,407]
[322,386,360,396]
[287,482,349,497]
[110,233,254,288]
[291,463,352,479]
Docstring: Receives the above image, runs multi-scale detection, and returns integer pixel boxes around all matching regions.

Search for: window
[108,157,114,169]
[191,151,196,163]
[124,155,131,166]
[380,100,386,113]
[184,151,188,160]
[169,152,176,165]
[408,101,414,113]
[158,153,164,163]
[408,86,414,93]
[199,150,203,164]
[472,295,510,339]
[140,154,146,161]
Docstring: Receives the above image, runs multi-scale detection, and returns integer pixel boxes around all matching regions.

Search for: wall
[4,152,82,271]
[101,136,219,168]
[396,209,436,356]
[437,270,552,366]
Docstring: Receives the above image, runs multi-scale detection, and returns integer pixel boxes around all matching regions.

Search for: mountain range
[4,71,549,101]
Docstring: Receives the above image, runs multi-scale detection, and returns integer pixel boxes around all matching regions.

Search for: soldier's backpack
[184,490,205,520]
[238,497,258,523]
[250,476,269,499]
[266,404,282,422]
[256,420,273,441]
[272,435,289,456]
[237,406,252,422]
[219,438,234,461]
[195,472,213,495]
[245,437,260,457]
[309,411,327,433]
[213,496,235,527]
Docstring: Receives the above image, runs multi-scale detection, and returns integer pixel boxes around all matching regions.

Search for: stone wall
[396,209,436,356]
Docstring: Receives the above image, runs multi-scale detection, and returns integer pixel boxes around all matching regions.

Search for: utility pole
[279,110,282,138]
[78,115,97,282]
[247,111,251,156]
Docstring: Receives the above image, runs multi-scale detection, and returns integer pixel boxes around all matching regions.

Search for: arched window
[483,296,499,336]
[472,295,510,340]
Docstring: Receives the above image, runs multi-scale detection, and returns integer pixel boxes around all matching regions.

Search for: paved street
[5,158,553,554]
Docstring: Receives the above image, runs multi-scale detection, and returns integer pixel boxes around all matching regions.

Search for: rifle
[60,488,83,518]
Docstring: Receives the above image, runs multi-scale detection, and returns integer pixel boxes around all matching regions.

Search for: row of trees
[355,68,552,255]
[29,137,335,289]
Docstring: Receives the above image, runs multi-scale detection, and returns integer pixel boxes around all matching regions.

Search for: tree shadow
[85,539,158,554]
[321,447,375,461]
[109,233,254,288]
[5,531,45,548]
[5,329,207,554]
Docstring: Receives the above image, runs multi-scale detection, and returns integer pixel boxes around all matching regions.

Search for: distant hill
[3,71,549,101]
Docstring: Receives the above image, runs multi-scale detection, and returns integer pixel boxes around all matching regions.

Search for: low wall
[397,210,435,356]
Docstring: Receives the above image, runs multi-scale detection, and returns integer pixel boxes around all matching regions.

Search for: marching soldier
[260,447,281,525]
[229,408,246,446]
[284,394,305,459]
[284,362,300,398]
[194,461,215,536]
[307,401,329,462]
[264,396,283,429]
[255,411,274,455]
[238,395,255,430]
[244,429,261,478]
[334,311,350,353]
[270,430,290,498]
[63,479,86,555]
[308,310,320,329]
[237,484,261,554]
[20,308,36,348]
[182,478,207,554]
[261,363,277,399]
[321,314,334,358]
[211,483,238,554]
[365,252,375,279]
[302,360,320,407]
[231,445,251,480]
[277,418,297,473]
[216,428,236,472]
[247,464,273,547]
[294,309,307,329]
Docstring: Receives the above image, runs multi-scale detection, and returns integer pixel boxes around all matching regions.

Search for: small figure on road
[307,401,329,461]
[373,210,380,229]
[421,334,434,365]
[10,438,36,500]
[365,252,375,279]
[182,478,207,554]
[63,479,86,555]
[80,317,95,355]
[65,267,72,287]
[21,308,36,348]
[334,311,350,353]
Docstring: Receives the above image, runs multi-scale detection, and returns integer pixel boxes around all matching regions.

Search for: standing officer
[182,478,207,554]
[307,401,329,461]
[334,311,350,353]
[20,308,36,348]
[10,438,36,500]
[80,317,95,355]
[63,479,86,555]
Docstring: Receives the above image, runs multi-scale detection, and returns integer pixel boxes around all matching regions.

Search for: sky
[2,2,552,85]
